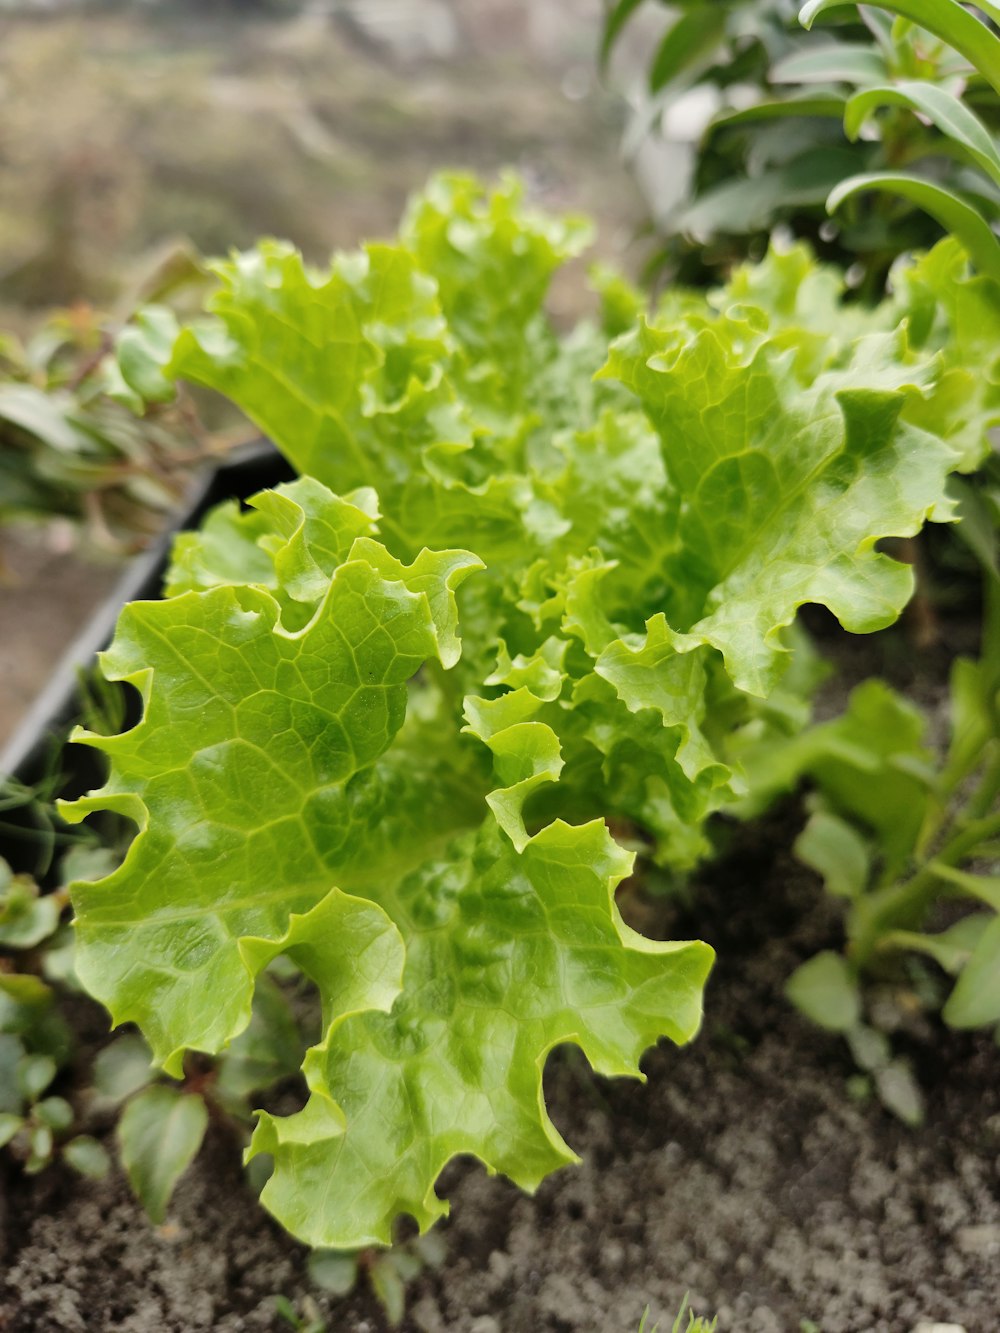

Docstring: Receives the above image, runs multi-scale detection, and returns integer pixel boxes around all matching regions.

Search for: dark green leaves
[649,7,729,91]
[844,82,1000,187]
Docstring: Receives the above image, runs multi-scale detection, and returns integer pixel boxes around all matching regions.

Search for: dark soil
[2,792,998,1333]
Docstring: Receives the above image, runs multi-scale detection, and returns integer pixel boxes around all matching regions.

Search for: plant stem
[851,808,1000,964]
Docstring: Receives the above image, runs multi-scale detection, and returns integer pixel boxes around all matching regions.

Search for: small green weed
[638,1292,718,1332]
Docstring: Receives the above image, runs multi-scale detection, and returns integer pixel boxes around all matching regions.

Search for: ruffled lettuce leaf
[893,237,1000,472]
[251,816,708,1247]
[714,237,1000,472]
[603,319,957,696]
[63,487,482,1067]
[62,478,712,1246]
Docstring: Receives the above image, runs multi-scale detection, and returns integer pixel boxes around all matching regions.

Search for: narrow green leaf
[941,655,1000,793]
[710,94,846,131]
[944,912,1000,1027]
[370,1254,406,1327]
[118,1086,209,1224]
[857,5,897,58]
[845,1022,891,1071]
[873,1057,924,1125]
[673,148,865,237]
[649,7,729,92]
[772,42,887,85]
[883,915,992,974]
[0,384,85,453]
[951,480,1000,580]
[801,0,1000,96]
[273,1296,300,1328]
[931,863,1000,912]
[26,1124,54,1172]
[0,1113,23,1149]
[844,81,1000,188]
[786,951,861,1032]
[827,173,1000,281]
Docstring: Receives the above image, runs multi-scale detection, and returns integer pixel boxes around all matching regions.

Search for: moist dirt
[2,788,998,1333]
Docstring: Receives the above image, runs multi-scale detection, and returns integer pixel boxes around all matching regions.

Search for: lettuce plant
[60,175,969,1248]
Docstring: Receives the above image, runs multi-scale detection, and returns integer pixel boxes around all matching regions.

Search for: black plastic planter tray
[1,439,292,876]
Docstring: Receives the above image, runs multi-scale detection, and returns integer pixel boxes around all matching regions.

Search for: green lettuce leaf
[602,319,957,697]
[62,476,712,1247]
[251,816,710,1247]
[893,238,1000,472]
[62,490,482,1069]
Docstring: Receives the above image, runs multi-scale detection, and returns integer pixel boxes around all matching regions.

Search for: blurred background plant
[603,0,1000,288]
[0,2,629,315]
[0,245,220,554]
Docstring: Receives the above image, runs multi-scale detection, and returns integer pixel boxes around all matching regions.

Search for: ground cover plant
[0,849,108,1181]
[50,167,988,1262]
